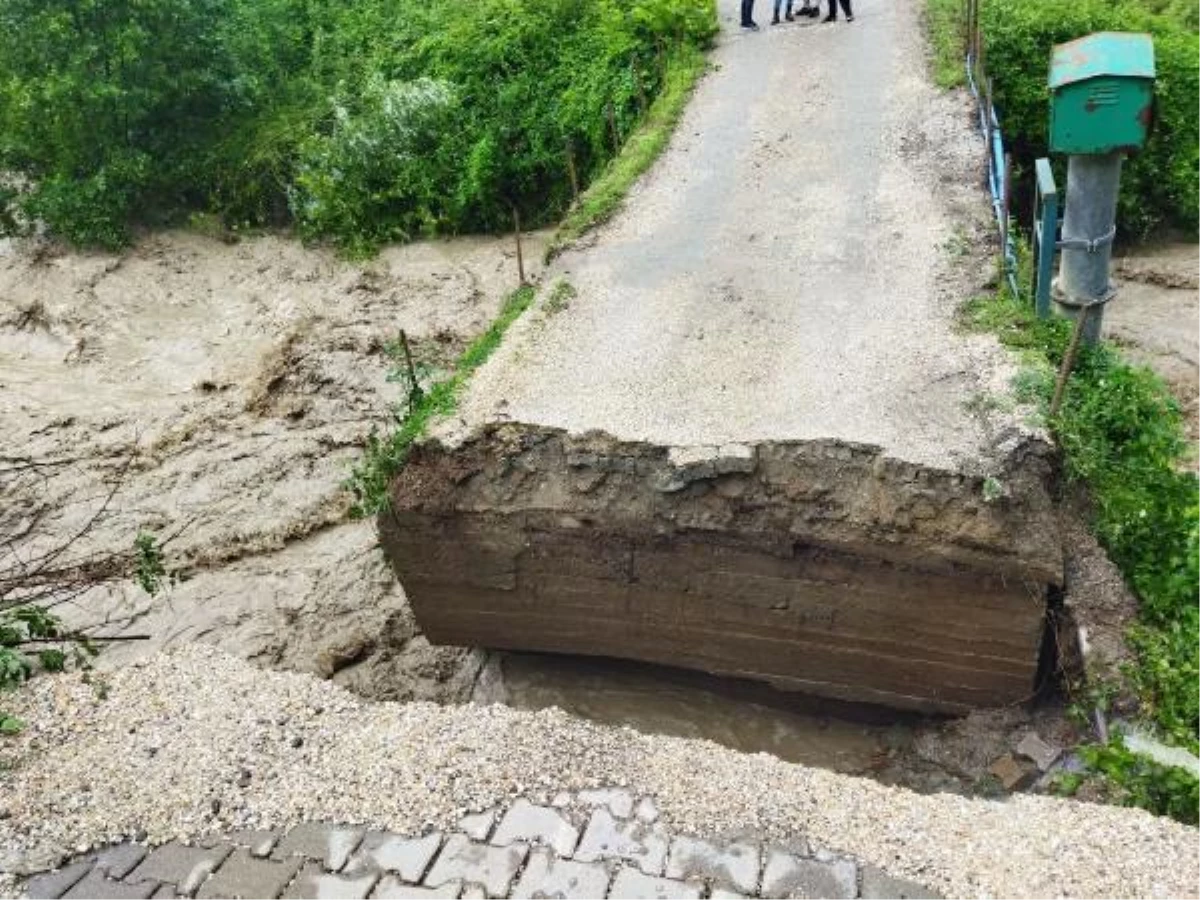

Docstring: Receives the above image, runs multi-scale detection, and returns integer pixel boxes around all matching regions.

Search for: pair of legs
[771,0,792,23]
[740,0,757,27]
[824,0,853,20]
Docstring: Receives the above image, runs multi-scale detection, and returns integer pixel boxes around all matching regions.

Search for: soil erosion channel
[383,0,1061,715]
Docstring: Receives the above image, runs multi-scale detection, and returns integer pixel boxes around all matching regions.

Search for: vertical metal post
[1052,152,1121,344]
[1033,159,1058,318]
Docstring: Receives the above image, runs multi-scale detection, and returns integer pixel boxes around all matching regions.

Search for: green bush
[0,0,231,247]
[0,0,717,251]
[292,76,460,255]
[978,0,1199,237]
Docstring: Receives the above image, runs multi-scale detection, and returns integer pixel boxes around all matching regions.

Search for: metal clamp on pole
[1056,224,1117,254]
[1051,281,1118,310]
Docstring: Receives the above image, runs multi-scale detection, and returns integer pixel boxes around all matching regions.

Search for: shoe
[807,7,821,15]
[745,20,760,28]
[771,15,780,23]
[822,14,836,21]
[846,14,854,20]
[785,11,794,19]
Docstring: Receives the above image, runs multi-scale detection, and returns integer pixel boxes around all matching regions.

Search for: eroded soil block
[381,425,1063,714]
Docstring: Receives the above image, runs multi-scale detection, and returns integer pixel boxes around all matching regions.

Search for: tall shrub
[979,0,1198,237]
[0,0,231,246]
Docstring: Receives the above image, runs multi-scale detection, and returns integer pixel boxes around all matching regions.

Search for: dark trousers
[741,0,756,24]
[773,0,793,18]
[826,0,851,16]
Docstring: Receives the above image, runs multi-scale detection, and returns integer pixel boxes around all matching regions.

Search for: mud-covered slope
[381,424,1062,714]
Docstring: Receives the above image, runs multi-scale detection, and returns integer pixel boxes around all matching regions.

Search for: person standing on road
[741,0,759,29]
[823,0,853,21]
[771,0,793,24]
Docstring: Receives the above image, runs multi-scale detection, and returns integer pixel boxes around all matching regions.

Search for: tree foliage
[0,0,717,251]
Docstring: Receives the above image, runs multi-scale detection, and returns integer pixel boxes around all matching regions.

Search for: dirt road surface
[451,0,1030,474]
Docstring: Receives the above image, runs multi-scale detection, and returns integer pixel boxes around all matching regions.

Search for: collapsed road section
[378,0,1068,716]
[381,425,1061,715]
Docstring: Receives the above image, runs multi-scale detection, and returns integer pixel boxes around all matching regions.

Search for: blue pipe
[966,52,1020,298]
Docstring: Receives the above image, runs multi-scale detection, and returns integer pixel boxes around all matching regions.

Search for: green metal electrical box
[1048,32,1155,155]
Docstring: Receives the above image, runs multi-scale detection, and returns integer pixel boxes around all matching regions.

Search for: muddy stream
[2,231,1194,800]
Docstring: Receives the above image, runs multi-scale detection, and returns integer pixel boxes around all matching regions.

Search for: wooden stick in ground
[634,62,647,116]
[607,102,621,154]
[566,143,579,204]
[1050,305,1091,419]
[512,205,526,285]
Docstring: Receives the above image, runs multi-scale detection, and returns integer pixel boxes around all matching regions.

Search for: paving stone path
[22,790,939,899]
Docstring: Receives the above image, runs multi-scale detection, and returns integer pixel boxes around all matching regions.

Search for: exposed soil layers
[382,424,1063,714]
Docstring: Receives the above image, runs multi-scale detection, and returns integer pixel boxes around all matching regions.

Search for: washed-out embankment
[381,423,1063,716]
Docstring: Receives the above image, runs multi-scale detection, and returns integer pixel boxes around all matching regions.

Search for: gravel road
[452,0,1030,472]
[1,646,1196,899]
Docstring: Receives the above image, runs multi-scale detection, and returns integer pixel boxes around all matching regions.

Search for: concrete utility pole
[1046,32,1156,345]
[1054,153,1122,345]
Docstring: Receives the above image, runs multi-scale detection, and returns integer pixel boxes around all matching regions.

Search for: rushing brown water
[485,651,923,777]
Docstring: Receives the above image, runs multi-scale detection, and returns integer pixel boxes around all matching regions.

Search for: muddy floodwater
[484,652,895,773]
[0,231,1192,800]
[476,650,1087,798]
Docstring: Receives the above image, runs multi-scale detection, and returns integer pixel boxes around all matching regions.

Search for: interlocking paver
[859,865,943,899]
[127,842,232,896]
[608,869,700,900]
[633,799,659,825]
[372,877,463,899]
[574,809,668,876]
[25,860,93,899]
[761,849,856,899]
[62,871,158,899]
[149,885,177,899]
[457,812,494,842]
[577,788,634,819]
[274,824,365,872]
[195,849,302,899]
[510,848,611,899]
[226,830,281,858]
[346,832,442,882]
[491,801,579,857]
[422,835,527,898]
[665,836,759,895]
[281,862,378,899]
[459,887,486,900]
[96,845,149,880]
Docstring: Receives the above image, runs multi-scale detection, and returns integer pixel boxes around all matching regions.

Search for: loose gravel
[1,645,1196,899]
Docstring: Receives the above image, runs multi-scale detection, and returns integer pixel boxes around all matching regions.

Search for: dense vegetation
[0,0,717,253]
[926,0,1198,239]
[926,0,1198,824]
[962,269,1199,823]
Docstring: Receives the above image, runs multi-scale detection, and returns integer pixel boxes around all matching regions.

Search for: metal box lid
[1049,32,1155,90]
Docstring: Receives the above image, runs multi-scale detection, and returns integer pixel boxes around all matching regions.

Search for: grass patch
[545,279,577,315]
[924,0,968,88]
[546,46,709,261]
[346,284,536,516]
